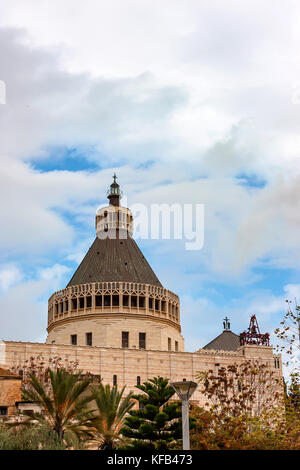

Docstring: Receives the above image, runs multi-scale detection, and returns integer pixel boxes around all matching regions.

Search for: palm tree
[21,368,94,447]
[89,383,135,450]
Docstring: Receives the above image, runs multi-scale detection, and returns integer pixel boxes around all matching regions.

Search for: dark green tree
[120,376,190,450]
[19,368,94,447]
[87,383,135,450]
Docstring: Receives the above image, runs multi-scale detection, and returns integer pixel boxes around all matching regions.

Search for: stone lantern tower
[46,176,184,352]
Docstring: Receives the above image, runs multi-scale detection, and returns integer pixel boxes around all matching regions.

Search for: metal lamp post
[171,378,198,450]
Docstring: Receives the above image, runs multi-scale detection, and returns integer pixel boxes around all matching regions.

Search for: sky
[0,0,299,360]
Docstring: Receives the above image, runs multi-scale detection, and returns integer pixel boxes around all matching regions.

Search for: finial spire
[107,173,122,206]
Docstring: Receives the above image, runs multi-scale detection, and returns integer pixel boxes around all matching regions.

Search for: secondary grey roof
[67,235,162,287]
[202,330,240,351]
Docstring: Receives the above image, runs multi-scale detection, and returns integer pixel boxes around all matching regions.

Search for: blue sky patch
[30,145,101,172]
[236,173,267,189]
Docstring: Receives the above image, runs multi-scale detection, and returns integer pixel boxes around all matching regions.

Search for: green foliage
[87,383,135,450]
[287,374,300,411]
[0,424,66,450]
[192,360,300,450]
[120,376,193,450]
[18,367,94,447]
[131,377,175,407]
[190,404,300,450]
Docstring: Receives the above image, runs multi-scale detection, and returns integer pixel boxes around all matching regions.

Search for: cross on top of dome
[112,173,118,185]
[107,173,122,206]
[223,316,231,331]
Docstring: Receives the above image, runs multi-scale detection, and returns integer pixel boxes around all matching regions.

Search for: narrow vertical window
[175,341,178,352]
[137,376,141,386]
[71,334,77,345]
[168,337,171,351]
[86,332,92,346]
[139,332,146,350]
[122,332,129,348]
[113,375,117,386]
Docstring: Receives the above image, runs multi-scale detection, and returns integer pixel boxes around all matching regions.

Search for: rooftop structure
[203,317,240,351]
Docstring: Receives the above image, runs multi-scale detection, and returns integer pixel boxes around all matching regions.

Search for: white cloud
[234,175,300,271]
[0,279,48,342]
[283,284,300,302]
[181,282,300,353]
[180,294,222,352]
[0,264,23,292]
[39,264,71,282]
[0,263,72,342]
[0,2,299,348]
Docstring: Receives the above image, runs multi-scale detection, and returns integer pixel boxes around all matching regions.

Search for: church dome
[46,175,184,353]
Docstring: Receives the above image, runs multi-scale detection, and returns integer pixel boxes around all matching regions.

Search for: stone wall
[46,316,184,351]
[0,371,21,415]
[1,341,282,408]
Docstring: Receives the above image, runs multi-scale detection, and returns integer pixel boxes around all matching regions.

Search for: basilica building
[0,177,282,409]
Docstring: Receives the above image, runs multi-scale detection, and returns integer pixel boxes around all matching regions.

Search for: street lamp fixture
[171,378,198,450]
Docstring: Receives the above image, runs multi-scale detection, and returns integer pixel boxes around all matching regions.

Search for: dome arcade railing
[47,281,180,330]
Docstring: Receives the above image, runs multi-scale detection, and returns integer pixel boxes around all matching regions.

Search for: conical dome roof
[67,236,162,287]
[67,175,163,288]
